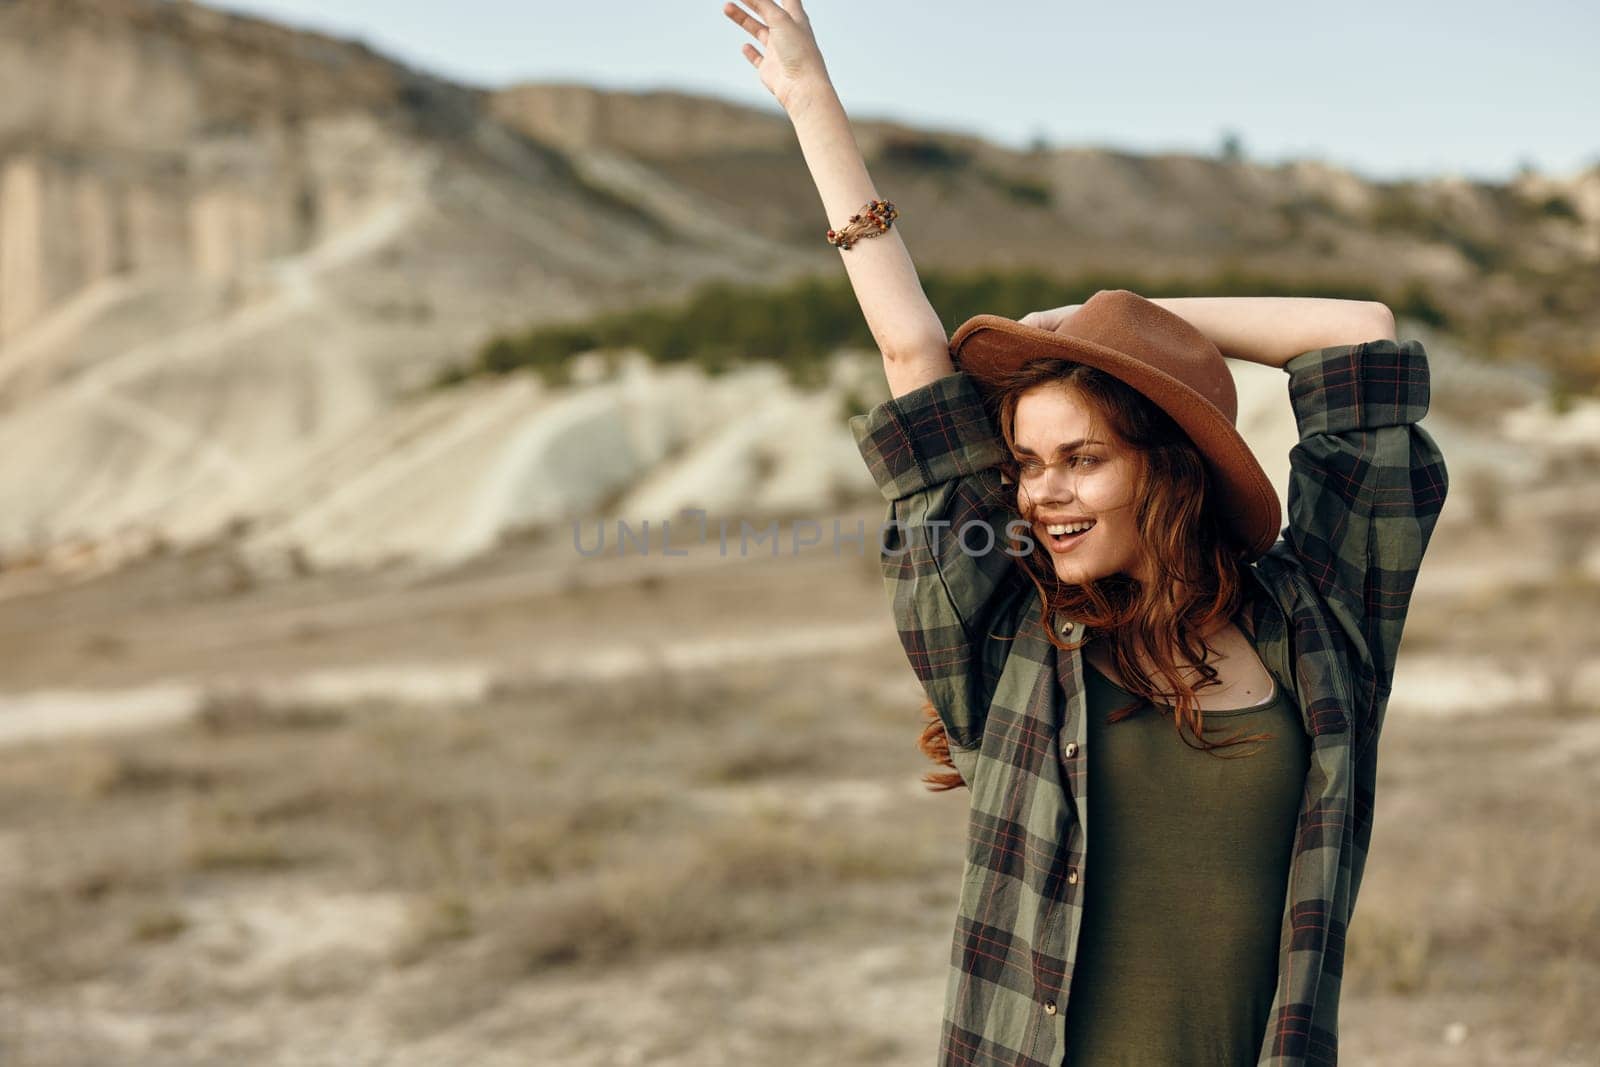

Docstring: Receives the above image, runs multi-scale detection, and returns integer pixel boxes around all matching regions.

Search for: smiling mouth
[1041,519,1096,550]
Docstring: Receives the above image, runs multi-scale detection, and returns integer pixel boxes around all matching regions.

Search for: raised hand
[1019,304,1084,331]
[722,1,832,115]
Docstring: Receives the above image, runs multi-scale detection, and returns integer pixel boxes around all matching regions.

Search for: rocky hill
[0,0,1594,587]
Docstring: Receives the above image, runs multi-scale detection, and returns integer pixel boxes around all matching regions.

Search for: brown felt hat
[950,289,1282,561]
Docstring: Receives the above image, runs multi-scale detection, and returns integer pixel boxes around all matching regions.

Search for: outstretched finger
[738,0,789,25]
[722,3,769,44]
[741,43,763,68]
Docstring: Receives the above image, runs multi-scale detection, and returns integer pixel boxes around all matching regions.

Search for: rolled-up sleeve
[849,372,1029,757]
[850,370,1010,501]
[1268,338,1449,753]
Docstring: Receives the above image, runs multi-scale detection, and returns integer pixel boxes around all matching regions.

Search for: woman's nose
[1040,465,1077,500]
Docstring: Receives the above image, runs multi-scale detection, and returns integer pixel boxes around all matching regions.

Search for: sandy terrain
[0,478,1596,1065]
[1,5,1596,1062]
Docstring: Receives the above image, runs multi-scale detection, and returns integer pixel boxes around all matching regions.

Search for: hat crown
[1059,290,1237,424]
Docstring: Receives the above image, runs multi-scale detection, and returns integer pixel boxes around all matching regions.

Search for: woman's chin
[1052,558,1100,582]
[1051,555,1134,585]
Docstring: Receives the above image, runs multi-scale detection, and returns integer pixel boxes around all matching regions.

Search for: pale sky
[204,0,1598,183]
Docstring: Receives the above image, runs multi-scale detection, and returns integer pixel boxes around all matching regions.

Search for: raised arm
[1143,296,1398,366]
[722,0,952,397]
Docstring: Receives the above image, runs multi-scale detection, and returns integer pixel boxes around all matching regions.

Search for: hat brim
[950,314,1282,561]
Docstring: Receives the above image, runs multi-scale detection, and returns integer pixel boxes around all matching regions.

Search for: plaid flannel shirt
[848,338,1449,1066]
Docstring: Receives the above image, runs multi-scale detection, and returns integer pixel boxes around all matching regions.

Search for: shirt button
[1044,1000,1057,1015]
[1064,742,1079,758]
[1068,868,1079,885]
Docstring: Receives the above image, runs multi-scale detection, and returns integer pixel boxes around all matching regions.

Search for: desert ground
[1,4,1596,1064]
[0,475,1596,1066]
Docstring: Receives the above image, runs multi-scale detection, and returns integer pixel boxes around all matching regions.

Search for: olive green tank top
[1061,659,1310,1067]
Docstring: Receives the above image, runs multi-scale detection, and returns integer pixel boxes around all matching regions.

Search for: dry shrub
[692,731,828,784]
[493,859,767,975]
[1529,953,1600,1058]
[129,904,188,943]
[540,670,759,738]
[391,892,476,968]
[195,689,346,734]
[1478,842,1600,969]
[699,813,929,888]
[0,813,189,985]
[355,804,929,1032]
[0,886,135,985]
[78,752,218,796]
[185,830,299,872]
[1344,912,1434,995]
[243,782,348,825]
[493,790,658,882]
[183,801,306,872]
[483,811,931,976]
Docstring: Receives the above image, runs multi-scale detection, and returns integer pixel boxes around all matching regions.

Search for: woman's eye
[1015,456,1097,475]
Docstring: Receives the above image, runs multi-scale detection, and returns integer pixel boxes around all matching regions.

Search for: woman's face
[1010,381,1150,585]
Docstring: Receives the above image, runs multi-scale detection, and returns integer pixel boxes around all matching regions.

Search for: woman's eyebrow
[1013,437,1102,457]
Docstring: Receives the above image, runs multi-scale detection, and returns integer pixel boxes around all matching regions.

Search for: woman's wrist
[785,86,879,231]
[783,76,839,126]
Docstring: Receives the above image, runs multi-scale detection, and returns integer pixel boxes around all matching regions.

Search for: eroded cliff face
[0,1,1591,586]
[489,82,798,159]
[0,0,811,580]
[0,3,482,568]
[0,0,483,346]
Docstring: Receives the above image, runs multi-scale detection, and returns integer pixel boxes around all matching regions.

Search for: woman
[723,4,1449,1066]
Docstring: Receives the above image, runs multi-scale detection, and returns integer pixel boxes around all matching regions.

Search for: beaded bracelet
[825,199,898,251]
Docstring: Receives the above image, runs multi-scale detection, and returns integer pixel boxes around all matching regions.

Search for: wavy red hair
[916,357,1275,792]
